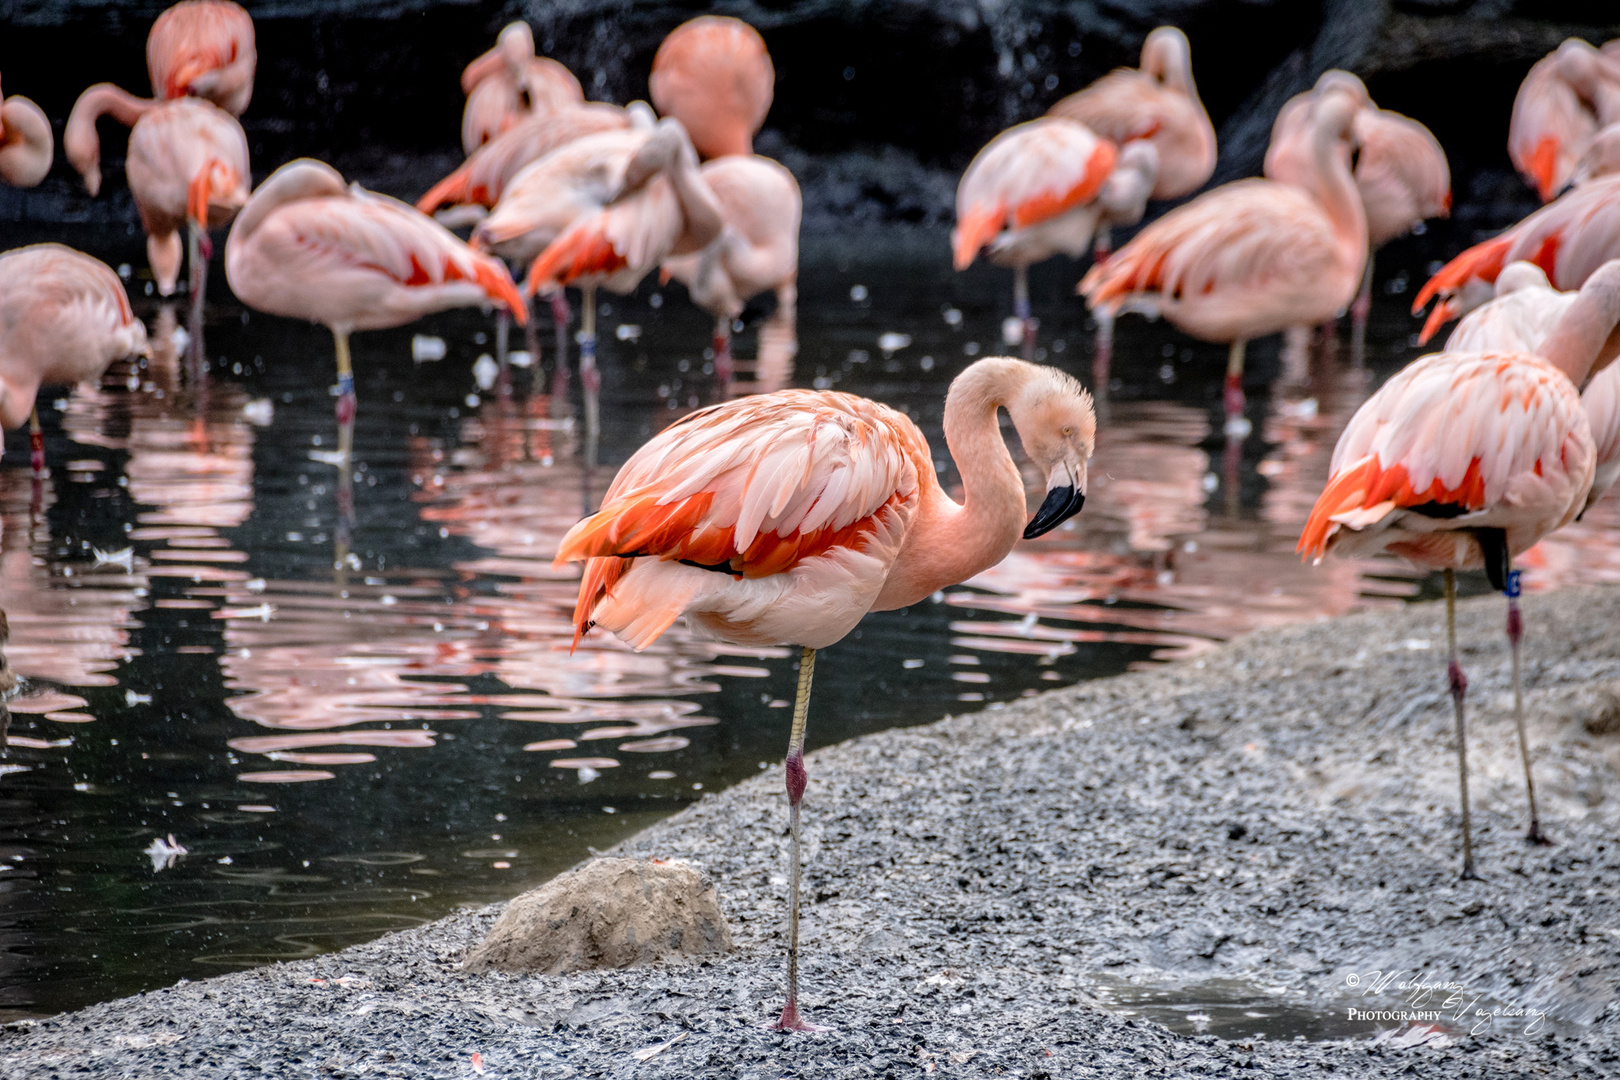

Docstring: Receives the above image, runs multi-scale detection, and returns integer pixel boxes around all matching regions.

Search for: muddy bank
[3,586,1619,1078]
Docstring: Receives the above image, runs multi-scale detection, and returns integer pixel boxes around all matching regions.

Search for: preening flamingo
[66,88,250,299]
[460,21,584,155]
[953,118,1158,359]
[147,0,256,116]
[659,154,802,383]
[1265,70,1450,349]
[0,77,53,189]
[1080,84,1366,436]
[1413,174,1620,343]
[555,355,1096,1029]
[474,120,722,442]
[1508,38,1620,203]
[0,244,149,475]
[648,15,774,160]
[1047,25,1215,202]
[1299,260,1620,874]
[225,158,527,435]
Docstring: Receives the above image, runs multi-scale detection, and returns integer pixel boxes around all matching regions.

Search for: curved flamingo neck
[663,130,724,250]
[1541,260,1620,386]
[879,359,1032,609]
[65,84,156,193]
[230,159,347,243]
[1305,96,1367,257]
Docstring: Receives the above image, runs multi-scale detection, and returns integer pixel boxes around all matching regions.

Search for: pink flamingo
[147,0,256,116]
[1508,38,1620,203]
[0,76,53,189]
[647,15,774,160]
[954,118,1157,359]
[1413,173,1620,343]
[459,21,584,155]
[1265,71,1450,351]
[1047,26,1215,205]
[1299,260,1620,874]
[555,355,1095,1029]
[473,120,722,442]
[225,159,527,435]
[0,244,149,475]
[1080,84,1366,437]
[66,88,250,300]
[1447,261,1620,516]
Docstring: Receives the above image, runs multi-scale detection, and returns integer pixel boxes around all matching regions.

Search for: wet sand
[4,586,1618,1078]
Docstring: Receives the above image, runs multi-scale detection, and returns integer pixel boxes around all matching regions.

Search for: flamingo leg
[494,309,513,402]
[1504,568,1551,845]
[186,220,208,380]
[1092,310,1113,424]
[713,316,734,387]
[28,406,45,480]
[333,329,356,427]
[1445,569,1479,880]
[1349,256,1373,369]
[549,290,571,409]
[1014,264,1035,361]
[775,646,829,1033]
[1223,340,1250,436]
[580,284,599,468]
[332,328,356,583]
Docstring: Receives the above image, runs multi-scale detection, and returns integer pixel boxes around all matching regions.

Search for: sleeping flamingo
[473,120,722,443]
[1265,71,1450,352]
[647,15,774,160]
[954,119,1156,359]
[0,76,53,189]
[556,355,1095,1029]
[1047,25,1215,203]
[1413,173,1620,342]
[0,244,148,476]
[1300,259,1620,874]
[147,0,256,116]
[459,21,584,155]
[1508,38,1620,203]
[225,159,527,436]
[65,87,250,301]
[1080,83,1366,437]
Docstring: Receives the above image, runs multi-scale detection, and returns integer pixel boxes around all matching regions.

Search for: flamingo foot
[1222,374,1249,437]
[712,330,734,384]
[772,999,830,1033]
[29,429,46,480]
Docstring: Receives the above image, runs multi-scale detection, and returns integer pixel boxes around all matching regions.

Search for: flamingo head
[1003,361,1096,538]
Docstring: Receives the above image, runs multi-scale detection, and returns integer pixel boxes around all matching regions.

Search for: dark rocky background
[3,1,1619,241]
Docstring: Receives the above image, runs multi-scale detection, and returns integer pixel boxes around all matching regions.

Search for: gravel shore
[5,586,1620,1079]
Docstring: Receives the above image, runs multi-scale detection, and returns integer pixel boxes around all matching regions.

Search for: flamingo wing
[1510,50,1600,201]
[954,118,1117,270]
[557,390,922,644]
[1355,108,1450,244]
[1583,362,1620,511]
[1299,351,1594,560]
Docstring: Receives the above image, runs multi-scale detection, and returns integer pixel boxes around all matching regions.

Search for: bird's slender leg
[580,284,600,468]
[28,407,46,480]
[186,220,208,381]
[333,329,356,428]
[1349,256,1373,369]
[1014,264,1035,360]
[1092,310,1114,424]
[713,316,734,387]
[549,290,571,410]
[1093,226,1113,267]
[1504,567,1551,845]
[775,646,829,1033]
[332,329,356,585]
[1223,340,1249,435]
[1445,568,1479,880]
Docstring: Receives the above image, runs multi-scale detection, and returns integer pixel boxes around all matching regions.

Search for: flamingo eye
[1062,426,1074,437]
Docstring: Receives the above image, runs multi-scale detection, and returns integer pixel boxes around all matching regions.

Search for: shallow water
[3,226,1618,1026]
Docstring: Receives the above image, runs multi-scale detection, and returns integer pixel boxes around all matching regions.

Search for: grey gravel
[5,586,1620,1078]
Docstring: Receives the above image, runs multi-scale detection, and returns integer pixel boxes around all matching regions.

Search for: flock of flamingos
[5,0,1620,1030]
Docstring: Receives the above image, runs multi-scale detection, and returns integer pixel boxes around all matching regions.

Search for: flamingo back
[473,129,645,267]
[418,103,628,212]
[0,91,53,188]
[125,98,250,233]
[661,155,800,318]
[146,0,256,115]
[1354,109,1451,247]
[649,15,774,159]
[1048,64,1213,199]
[1584,363,1620,510]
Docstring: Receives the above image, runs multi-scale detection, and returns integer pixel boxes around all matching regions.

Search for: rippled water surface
[4,227,1620,1021]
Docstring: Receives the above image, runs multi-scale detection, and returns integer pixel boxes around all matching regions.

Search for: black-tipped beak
[1024,485,1085,539]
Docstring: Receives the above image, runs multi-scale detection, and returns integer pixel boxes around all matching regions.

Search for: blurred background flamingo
[146,0,256,115]
[459,21,584,155]
[1508,37,1620,203]
[0,75,53,189]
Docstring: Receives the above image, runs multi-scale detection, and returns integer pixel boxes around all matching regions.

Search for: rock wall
[2,1,1618,229]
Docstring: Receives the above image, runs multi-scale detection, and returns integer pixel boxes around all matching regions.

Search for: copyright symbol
[1345,974,1361,987]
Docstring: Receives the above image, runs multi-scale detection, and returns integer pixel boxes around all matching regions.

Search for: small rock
[463,857,732,975]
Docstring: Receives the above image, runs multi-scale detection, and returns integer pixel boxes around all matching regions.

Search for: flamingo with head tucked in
[1047,25,1215,202]
[460,21,584,155]
[1508,38,1620,203]
[648,15,774,160]
[147,0,256,116]
[0,76,53,189]
[556,355,1095,1030]
[1301,259,1620,875]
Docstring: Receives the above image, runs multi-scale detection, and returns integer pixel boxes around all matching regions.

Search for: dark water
[3,226,1619,1026]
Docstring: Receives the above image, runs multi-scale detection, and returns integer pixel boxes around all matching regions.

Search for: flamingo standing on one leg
[0,244,149,476]
[1299,260,1620,873]
[647,15,774,161]
[1508,38,1620,203]
[460,21,584,155]
[225,157,527,542]
[147,0,256,115]
[474,120,722,449]
[1413,173,1620,342]
[0,76,53,189]
[1047,25,1215,205]
[66,88,250,304]
[1266,71,1450,358]
[1080,85,1366,450]
[555,356,1095,1029]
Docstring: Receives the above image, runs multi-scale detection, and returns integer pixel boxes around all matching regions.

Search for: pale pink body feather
[0,78,53,188]
[417,103,633,213]
[660,154,801,321]
[147,0,256,115]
